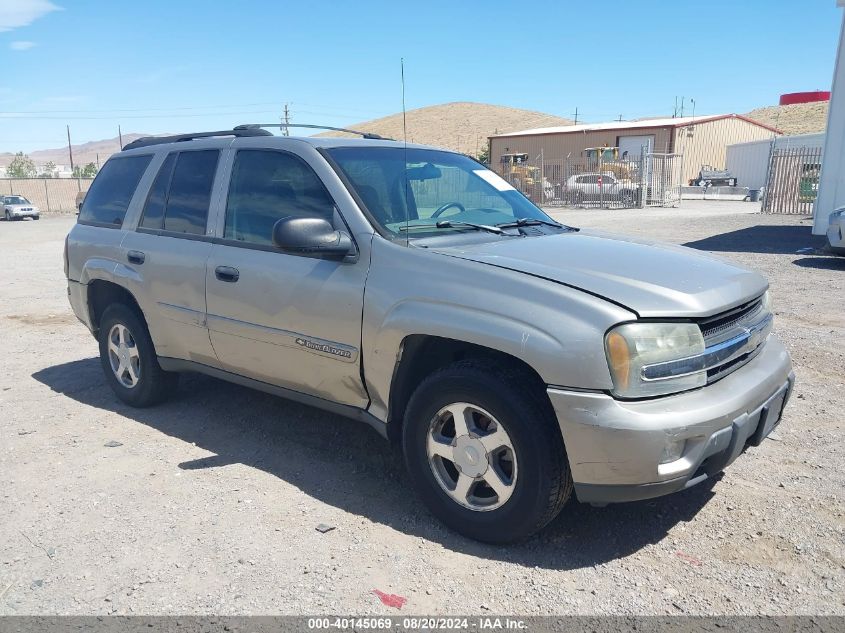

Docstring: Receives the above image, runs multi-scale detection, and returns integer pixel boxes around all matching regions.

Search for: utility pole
[572,107,579,125]
[118,125,124,148]
[67,125,75,175]
[617,114,623,122]
[282,103,291,136]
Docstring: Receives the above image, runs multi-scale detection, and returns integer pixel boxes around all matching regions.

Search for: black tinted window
[79,155,152,226]
[224,150,335,245]
[162,150,219,235]
[139,153,176,230]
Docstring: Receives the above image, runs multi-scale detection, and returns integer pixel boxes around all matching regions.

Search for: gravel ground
[0,202,843,616]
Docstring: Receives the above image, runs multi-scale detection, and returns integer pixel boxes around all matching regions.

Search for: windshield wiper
[398,220,504,235]
[495,217,565,229]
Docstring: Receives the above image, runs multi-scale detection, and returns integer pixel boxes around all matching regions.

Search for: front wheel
[97,303,178,407]
[402,360,572,543]
[4,210,10,221]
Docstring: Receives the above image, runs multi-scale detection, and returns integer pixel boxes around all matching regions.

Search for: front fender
[361,238,635,422]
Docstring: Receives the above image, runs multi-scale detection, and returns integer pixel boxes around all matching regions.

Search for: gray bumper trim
[570,372,794,505]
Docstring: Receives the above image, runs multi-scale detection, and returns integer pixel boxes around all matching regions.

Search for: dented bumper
[547,336,794,504]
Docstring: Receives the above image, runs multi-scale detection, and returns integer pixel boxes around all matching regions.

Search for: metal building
[726,133,825,191]
[489,114,781,185]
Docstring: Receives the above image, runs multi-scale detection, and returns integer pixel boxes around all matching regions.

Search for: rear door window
[139,153,177,230]
[78,155,153,226]
[162,150,219,235]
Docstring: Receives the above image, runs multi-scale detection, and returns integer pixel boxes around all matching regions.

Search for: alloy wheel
[426,402,518,511]
[107,323,141,388]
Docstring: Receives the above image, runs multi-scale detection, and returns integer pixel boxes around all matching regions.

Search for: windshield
[5,196,29,205]
[326,147,555,236]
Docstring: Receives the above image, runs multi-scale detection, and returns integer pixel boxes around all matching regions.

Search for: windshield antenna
[401,58,409,247]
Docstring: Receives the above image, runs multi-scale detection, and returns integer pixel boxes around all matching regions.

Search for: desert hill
[0,134,148,168]
[745,101,829,135]
[1,99,831,169]
[318,102,575,155]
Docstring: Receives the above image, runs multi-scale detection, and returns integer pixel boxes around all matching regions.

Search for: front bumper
[548,336,794,504]
[7,208,39,218]
[827,214,844,249]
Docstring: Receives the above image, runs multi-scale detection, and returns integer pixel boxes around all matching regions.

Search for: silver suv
[3,195,40,220]
[65,127,794,543]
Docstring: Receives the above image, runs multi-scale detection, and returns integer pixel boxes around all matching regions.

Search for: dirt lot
[0,202,843,616]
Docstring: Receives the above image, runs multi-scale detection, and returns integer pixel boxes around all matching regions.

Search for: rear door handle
[127,250,145,265]
[214,265,240,283]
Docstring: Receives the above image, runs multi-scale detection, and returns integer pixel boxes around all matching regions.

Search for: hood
[432,230,767,318]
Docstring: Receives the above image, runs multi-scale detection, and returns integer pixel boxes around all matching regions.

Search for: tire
[97,303,178,407]
[402,359,572,544]
[33,215,40,221]
[620,189,634,207]
[4,211,9,221]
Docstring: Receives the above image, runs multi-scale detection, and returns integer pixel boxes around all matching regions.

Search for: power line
[0,101,282,114]
[0,108,378,122]
[0,109,281,120]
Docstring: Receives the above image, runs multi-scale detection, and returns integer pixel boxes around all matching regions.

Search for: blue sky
[0,0,842,154]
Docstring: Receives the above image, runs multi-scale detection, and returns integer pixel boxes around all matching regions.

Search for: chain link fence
[1,178,94,214]
[493,151,683,209]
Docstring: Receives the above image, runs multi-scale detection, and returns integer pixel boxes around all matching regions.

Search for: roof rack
[122,128,273,151]
[235,123,391,140]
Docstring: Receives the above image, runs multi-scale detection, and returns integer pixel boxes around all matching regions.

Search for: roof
[727,131,825,149]
[490,114,782,138]
[120,133,440,155]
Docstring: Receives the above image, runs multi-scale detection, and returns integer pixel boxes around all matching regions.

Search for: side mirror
[272,217,354,260]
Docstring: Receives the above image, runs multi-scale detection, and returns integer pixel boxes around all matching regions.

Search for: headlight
[761,289,772,314]
[605,322,705,398]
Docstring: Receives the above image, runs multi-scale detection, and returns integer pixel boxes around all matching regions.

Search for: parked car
[826,206,845,255]
[2,195,40,220]
[64,128,794,543]
[564,173,639,206]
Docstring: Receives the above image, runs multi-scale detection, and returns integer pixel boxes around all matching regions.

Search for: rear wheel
[97,304,178,407]
[620,189,635,207]
[402,360,572,543]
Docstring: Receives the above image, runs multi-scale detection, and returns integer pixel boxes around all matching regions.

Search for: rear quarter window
[78,155,153,227]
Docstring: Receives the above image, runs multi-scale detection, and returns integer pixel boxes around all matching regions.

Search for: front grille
[700,297,763,343]
[698,295,770,383]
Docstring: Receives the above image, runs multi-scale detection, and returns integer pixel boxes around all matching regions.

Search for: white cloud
[0,0,61,32]
[10,40,36,50]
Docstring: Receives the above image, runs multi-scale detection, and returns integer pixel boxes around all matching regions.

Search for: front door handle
[214,265,240,283]
[127,250,145,265]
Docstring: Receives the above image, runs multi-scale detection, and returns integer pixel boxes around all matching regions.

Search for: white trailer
[814,2,845,252]
[727,133,824,191]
